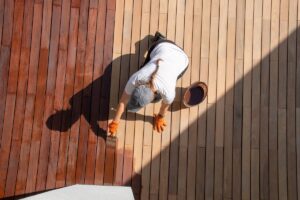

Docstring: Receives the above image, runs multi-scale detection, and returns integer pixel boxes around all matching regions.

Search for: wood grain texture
[0,0,299,199]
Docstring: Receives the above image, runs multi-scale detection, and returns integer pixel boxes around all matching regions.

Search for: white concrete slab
[21,185,135,200]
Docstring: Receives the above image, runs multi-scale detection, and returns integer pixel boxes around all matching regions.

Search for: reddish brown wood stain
[1,0,300,200]
[0,0,116,198]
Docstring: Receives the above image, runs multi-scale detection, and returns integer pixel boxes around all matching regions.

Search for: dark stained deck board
[74,0,90,185]
[1,0,300,199]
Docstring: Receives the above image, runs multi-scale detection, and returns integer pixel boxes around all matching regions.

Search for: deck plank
[251,0,263,199]
[0,0,299,198]
[93,0,107,185]
[260,0,273,199]
[223,0,236,199]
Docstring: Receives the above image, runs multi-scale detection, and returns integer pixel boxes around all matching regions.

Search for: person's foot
[152,31,166,42]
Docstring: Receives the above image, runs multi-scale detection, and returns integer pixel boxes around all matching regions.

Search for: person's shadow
[46,34,188,140]
[46,35,157,140]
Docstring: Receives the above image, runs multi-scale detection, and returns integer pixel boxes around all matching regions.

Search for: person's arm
[158,101,170,117]
[114,92,131,122]
[108,92,131,136]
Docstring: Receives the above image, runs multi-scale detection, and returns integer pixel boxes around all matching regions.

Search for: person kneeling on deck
[108,32,189,135]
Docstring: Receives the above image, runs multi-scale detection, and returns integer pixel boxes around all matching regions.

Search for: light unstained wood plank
[235,0,245,60]
[232,0,245,199]
[149,0,161,199]
[233,61,243,200]
[112,0,124,55]
[150,104,160,200]
[175,1,189,200]
[260,0,272,199]
[113,0,133,187]
[123,0,138,187]
[104,30,121,187]
[214,147,224,200]
[250,0,262,199]
[215,0,227,148]
[242,105,251,200]
[196,62,208,198]
[200,0,211,59]
[123,63,136,184]
[159,72,171,200]
[108,0,124,120]
[214,0,228,199]
[269,62,279,200]
[251,0,262,150]
[196,147,205,200]
[130,0,142,195]
[166,0,176,40]
[250,149,260,199]
[157,1,169,199]
[141,145,151,200]
[138,0,150,199]
[268,0,280,199]
[205,0,219,199]
[166,1,178,200]
[278,0,288,110]
[297,4,300,195]
[205,104,216,200]
[296,109,300,197]
[168,102,180,200]
[278,108,288,200]
[195,0,211,198]
[286,1,298,199]
[223,0,236,199]
[185,1,199,200]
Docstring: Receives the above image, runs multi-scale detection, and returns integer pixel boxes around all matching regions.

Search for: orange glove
[108,121,119,136]
[154,114,167,133]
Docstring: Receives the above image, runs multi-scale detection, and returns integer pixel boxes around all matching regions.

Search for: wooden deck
[0,0,300,199]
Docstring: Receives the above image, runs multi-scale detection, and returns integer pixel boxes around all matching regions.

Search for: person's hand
[153,114,167,133]
[108,121,119,136]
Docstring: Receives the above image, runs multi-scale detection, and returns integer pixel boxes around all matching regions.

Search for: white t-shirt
[124,42,189,104]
